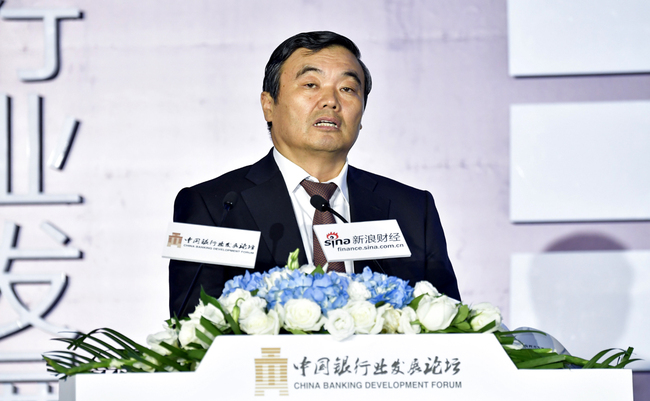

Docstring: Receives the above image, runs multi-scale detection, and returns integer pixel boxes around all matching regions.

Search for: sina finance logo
[255,348,289,396]
[323,232,350,248]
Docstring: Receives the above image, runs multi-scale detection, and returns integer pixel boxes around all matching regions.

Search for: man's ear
[260,92,274,123]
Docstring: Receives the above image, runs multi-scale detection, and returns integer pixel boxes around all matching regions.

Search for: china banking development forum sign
[162,222,261,269]
[60,334,633,401]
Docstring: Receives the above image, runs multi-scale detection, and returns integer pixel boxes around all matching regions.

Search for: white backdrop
[1,0,649,397]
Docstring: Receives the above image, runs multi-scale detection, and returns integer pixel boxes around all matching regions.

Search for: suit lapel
[241,151,307,266]
[347,166,391,273]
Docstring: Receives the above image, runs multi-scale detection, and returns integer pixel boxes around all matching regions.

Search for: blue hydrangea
[304,272,350,314]
[224,266,417,317]
[351,267,414,308]
[262,269,350,315]
[222,270,265,296]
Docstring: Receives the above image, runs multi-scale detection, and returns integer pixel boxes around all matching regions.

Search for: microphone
[218,191,238,226]
[177,192,238,318]
[308,195,386,274]
[310,195,348,223]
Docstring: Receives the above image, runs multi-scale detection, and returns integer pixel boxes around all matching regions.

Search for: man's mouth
[313,119,339,128]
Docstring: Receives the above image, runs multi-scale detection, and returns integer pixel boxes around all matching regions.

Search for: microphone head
[223,191,239,210]
[310,195,330,212]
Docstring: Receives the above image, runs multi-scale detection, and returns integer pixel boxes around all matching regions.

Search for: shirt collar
[273,148,349,201]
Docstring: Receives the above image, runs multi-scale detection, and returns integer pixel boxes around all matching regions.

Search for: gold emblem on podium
[255,347,288,396]
[167,232,183,248]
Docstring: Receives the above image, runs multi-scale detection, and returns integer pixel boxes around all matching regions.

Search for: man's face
[261,46,365,163]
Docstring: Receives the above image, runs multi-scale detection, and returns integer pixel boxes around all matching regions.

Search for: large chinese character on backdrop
[0,3,83,400]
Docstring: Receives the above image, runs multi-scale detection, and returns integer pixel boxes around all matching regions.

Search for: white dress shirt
[273,148,353,273]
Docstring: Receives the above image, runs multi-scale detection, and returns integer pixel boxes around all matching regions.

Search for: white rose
[381,305,401,334]
[178,318,211,349]
[299,264,317,274]
[238,297,268,321]
[344,300,383,334]
[274,303,286,327]
[283,299,325,332]
[469,302,502,333]
[239,309,281,335]
[324,309,356,341]
[397,306,421,334]
[218,289,251,315]
[146,324,178,355]
[347,281,371,301]
[413,281,440,298]
[416,295,458,332]
[188,301,228,331]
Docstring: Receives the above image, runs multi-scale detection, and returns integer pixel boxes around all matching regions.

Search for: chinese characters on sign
[291,354,462,391]
[0,221,81,339]
[0,7,82,81]
[182,236,257,252]
[293,355,460,377]
[351,232,402,245]
[0,4,84,399]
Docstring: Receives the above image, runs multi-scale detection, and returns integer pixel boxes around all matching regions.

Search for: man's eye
[305,83,317,88]
[341,87,355,93]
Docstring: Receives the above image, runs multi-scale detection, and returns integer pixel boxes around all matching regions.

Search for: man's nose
[321,87,340,110]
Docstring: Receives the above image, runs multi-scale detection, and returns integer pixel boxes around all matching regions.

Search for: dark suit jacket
[169,150,460,316]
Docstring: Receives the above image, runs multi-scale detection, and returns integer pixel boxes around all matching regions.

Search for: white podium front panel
[59,334,633,401]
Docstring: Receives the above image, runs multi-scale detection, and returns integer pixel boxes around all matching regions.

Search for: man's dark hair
[263,31,372,131]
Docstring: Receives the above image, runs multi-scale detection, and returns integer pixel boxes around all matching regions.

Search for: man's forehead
[282,46,363,76]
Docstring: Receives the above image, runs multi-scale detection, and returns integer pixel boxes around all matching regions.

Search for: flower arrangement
[44,250,638,376]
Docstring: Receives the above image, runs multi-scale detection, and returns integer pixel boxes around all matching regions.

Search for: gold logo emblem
[167,232,182,248]
[255,347,288,396]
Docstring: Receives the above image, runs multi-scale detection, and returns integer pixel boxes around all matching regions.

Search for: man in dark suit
[169,31,460,317]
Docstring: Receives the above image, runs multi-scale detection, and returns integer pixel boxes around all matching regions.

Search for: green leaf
[311,265,325,275]
[157,342,196,363]
[534,362,565,369]
[194,328,214,348]
[600,350,628,368]
[477,320,497,333]
[408,294,425,310]
[497,329,546,336]
[43,351,94,367]
[454,322,471,331]
[100,328,186,371]
[285,328,309,335]
[584,348,616,369]
[614,348,640,369]
[452,304,469,325]
[200,316,224,337]
[494,333,516,345]
[186,349,207,360]
[516,354,566,369]
[200,288,242,335]
[56,336,124,361]
[199,287,220,308]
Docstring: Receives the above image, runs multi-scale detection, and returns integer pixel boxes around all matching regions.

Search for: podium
[59,333,633,401]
